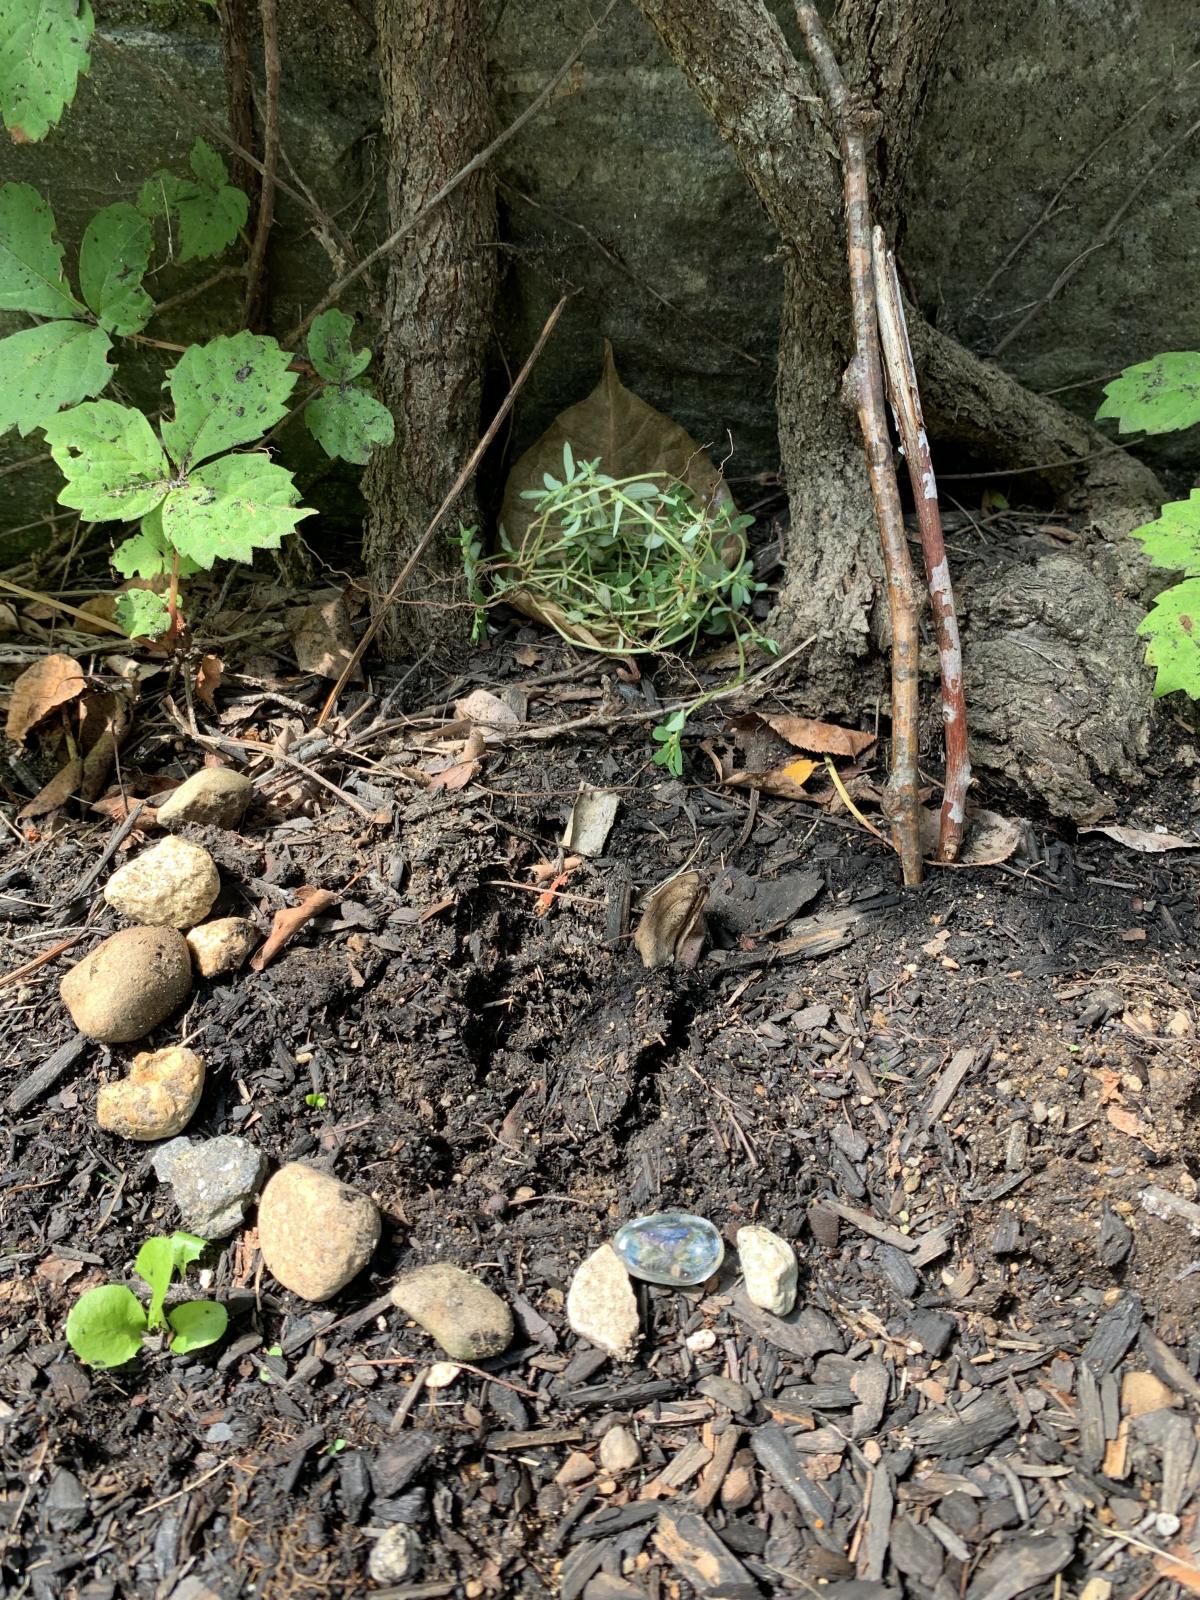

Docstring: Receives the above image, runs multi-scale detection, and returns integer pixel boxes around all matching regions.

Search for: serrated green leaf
[1097,352,1200,436]
[78,202,154,335]
[307,309,372,384]
[43,398,169,519]
[161,452,313,568]
[1137,577,1200,698]
[116,587,172,640]
[0,319,111,437]
[161,331,296,469]
[167,1299,227,1355]
[1129,490,1200,578]
[0,181,84,317]
[0,0,94,143]
[138,139,248,264]
[112,502,202,581]
[169,1231,207,1275]
[306,384,394,465]
[65,1282,146,1369]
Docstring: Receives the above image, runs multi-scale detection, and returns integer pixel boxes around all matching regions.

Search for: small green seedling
[65,1231,228,1369]
[304,1091,328,1109]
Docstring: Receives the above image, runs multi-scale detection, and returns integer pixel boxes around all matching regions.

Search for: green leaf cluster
[0,0,94,143]
[138,140,249,264]
[65,1231,228,1369]
[44,330,313,636]
[304,309,395,465]
[1098,353,1200,699]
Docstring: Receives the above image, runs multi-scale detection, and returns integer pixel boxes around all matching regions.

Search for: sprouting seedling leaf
[134,1235,175,1329]
[112,504,203,582]
[161,452,314,568]
[1097,352,1200,437]
[306,385,394,465]
[78,202,154,335]
[116,587,172,641]
[0,0,95,144]
[65,1283,147,1369]
[0,320,112,438]
[137,138,249,264]
[160,331,297,469]
[0,182,84,316]
[307,309,371,384]
[168,1299,228,1355]
[43,399,171,520]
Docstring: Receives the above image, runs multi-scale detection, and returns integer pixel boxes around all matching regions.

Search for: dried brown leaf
[725,756,820,800]
[289,592,358,681]
[16,757,83,821]
[1154,1548,1200,1593]
[633,872,708,969]
[759,713,876,760]
[249,887,336,972]
[195,653,223,709]
[6,654,86,743]
[1082,823,1198,853]
[428,758,481,793]
[453,689,519,743]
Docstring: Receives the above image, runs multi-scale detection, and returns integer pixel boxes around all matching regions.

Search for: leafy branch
[65,1231,227,1369]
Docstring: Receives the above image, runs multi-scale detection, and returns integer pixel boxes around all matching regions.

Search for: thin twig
[0,575,127,636]
[151,264,247,321]
[243,0,281,330]
[286,0,618,347]
[872,228,968,863]
[794,2,922,885]
[317,294,571,724]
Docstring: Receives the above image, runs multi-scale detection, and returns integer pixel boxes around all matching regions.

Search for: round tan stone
[96,1047,205,1141]
[104,837,220,929]
[157,767,253,830]
[566,1243,640,1362]
[186,917,258,977]
[258,1162,381,1302]
[60,926,192,1043]
[389,1264,513,1359]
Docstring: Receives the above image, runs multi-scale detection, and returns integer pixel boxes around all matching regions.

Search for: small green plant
[65,1231,228,1369]
[457,444,775,774]
[1098,352,1200,697]
[304,1091,328,1109]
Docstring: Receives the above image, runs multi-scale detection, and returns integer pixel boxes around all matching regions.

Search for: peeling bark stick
[793,2,923,886]
[872,229,969,862]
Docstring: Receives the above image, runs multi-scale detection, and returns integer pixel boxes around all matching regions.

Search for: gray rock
[599,1424,640,1474]
[157,768,253,830]
[368,1522,421,1585]
[153,1135,268,1238]
[258,1162,381,1301]
[45,1467,87,1532]
[104,837,220,930]
[390,1264,513,1360]
[566,1244,640,1363]
[60,926,192,1043]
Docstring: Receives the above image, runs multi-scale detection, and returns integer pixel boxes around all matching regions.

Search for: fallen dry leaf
[428,758,481,793]
[454,689,519,743]
[726,756,820,800]
[1106,1105,1158,1149]
[74,595,120,635]
[195,653,223,709]
[1154,1547,1200,1593]
[16,757,83,822]
[249,887,336,971]
[561,787,620,856]
[759,713,876,760]
[6,654,87,743]
[289,592,359,681]
[633,872,708,969]
[1082,823,1198,852]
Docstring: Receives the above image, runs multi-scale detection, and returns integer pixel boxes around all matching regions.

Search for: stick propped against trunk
[793,1,923,885]
[873,229,969,863]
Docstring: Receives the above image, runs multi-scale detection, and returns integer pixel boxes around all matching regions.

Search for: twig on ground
[794,2,923,886]
[243,0,281,330]
[286,0,618,346]
[872,230,969,863]
[0,575,127,636]
[317,294,571,724]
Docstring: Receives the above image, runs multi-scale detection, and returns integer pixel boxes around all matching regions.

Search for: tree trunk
[364,0,497,661]
[628,0,1158,702]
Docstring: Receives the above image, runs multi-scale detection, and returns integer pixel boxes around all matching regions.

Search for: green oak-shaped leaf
[43,399,170,519]
[116,587,172,640]
[1137,577,1200,699]
[1097,352,1200,437]
[65,1283,147,1369]
[161,452,314,568]
[1129,490,1200,578]
[111,502,200,581]
[0,0,94,144]
[137,139,249,264]
[79,202,154,335]
[307,309,372,384]
[161,331,297,469]
[0,181,84,317]
[168,1299,228,1355]
[0,320,111,437]
[306,384,394,465]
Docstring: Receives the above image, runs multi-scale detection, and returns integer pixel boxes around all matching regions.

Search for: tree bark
[364,0,497,660]
[628,0,1158,699]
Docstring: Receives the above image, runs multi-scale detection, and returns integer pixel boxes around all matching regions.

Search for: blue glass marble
[613,1212,724,1287]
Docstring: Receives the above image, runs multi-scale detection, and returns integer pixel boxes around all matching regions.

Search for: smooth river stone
[613,1212,724,1287]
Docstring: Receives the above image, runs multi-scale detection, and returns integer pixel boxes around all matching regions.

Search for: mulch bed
[3,627,1200,1600]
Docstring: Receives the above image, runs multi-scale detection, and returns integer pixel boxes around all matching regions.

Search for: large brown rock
[257,1163,381,1301]
[60,927,192,1043]
[104,837,220,929]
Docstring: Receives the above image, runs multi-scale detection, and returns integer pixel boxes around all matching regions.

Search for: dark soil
[4,630,1200,1600]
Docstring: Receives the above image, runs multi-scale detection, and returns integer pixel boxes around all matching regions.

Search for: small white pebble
[426,1361,462,1389]
[686,1328,717,1353]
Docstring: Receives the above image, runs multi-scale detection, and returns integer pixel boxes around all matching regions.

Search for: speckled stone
[96,1047,205,1141]
[104,837,220,929]
[157,767,253,830]
[390,1264,513,1360]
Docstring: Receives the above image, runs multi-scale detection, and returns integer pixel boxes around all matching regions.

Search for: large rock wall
[2,0,1198,554]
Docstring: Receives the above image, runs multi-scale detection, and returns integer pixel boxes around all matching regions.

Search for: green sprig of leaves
[304,309,395,465]
[65,1231,228,1369]
[138,140,250,264]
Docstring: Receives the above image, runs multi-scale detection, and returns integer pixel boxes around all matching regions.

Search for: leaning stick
[872,230,970,862]
[793,3,923,885]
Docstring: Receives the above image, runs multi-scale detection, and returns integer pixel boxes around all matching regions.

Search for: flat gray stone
[153,1135,268,1238]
